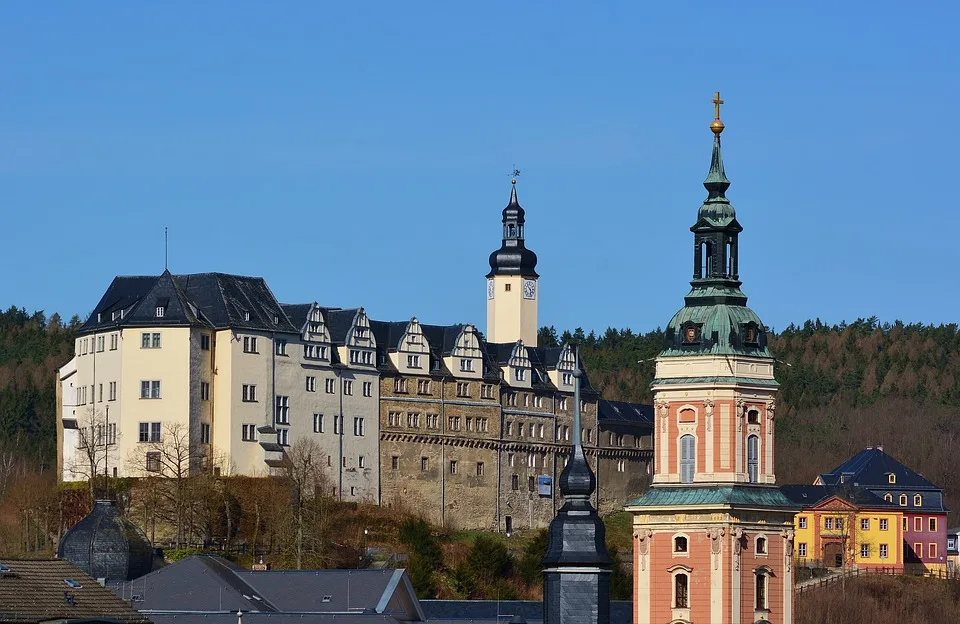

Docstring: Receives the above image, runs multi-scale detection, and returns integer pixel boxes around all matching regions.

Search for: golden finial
[710,91,725,135]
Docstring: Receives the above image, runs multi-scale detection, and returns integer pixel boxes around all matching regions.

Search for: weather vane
[510,167,521,184]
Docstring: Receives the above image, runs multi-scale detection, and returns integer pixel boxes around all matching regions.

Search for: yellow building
[782,485,904,570]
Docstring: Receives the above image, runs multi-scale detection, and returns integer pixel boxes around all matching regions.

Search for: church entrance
[823,542,844,568]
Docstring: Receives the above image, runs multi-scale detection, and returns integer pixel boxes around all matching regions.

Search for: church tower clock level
[486,179,539,346]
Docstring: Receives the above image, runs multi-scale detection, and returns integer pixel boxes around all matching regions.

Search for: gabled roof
[0,558,150,624]
[117,556,423,621]
[115,555,269,612]
[780,484,898,510]
[818,447,942,491]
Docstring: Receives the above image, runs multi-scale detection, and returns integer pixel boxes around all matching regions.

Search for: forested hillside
[0,307,79,464]
[540,318,960,522]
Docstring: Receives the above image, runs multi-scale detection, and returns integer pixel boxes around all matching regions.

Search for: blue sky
[2,2,957,334]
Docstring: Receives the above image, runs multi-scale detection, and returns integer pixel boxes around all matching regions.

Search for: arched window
[914,494,923,507]
[888,473,896,484]
[680,435,695,484]
[899,494,907,506]
[674,536,688,553]
[700,241,713,278]
[726,240,734,277]
[755,571,768,610]
[674,573,689,608]
[884,493,893,502]
[747,435,759,483]
[756,535,767,554]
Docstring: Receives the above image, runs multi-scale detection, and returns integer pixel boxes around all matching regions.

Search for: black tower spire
[542,355,611,624]
[487,178,539,278]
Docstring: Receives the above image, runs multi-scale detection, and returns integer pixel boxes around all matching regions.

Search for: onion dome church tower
[486,177,539,345]
[543,363,611,624]
[626,95,799,624]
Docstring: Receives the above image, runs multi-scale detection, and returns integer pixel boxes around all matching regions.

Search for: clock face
[523,279,537,300]
[487,279,494,300]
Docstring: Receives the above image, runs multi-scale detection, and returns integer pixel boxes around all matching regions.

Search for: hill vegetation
[797,575,960,624]
[541,319,960,524]
[1,305,959,573]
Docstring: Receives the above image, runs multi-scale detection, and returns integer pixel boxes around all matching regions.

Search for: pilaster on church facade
[627,96,799,624]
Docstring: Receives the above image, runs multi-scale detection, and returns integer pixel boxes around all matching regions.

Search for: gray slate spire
[542,355,611,624]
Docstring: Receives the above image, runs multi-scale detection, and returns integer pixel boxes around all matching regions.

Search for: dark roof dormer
[487,180,538,278]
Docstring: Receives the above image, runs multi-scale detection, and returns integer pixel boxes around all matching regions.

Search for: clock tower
[486,178,539,346]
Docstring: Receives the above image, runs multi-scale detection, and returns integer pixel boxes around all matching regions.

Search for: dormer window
[156,306,165,318]
[273,315,280,325]
[243,311,251,322]
[888,473,896,484]
[914,494,923,507]
[515,368,526,382]
[682,323,701,345]
[743,322,760,346]
[460,358,474,372]
[407,355,421,369]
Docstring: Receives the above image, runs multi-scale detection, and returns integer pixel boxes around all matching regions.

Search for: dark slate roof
[280,303,314,330]
[327,309,361,344]
[780,485,899,509]
[80,272,298,335]
[628,485,799,509]
[235,568,417,616]
[175,274,298,333]
[115,555,266,612]
[57,500,154,582]
[819,447,942,491]
[0,559,150,624]
[597,400,654,428]
[420,600,633,624]
[119,556,423,622]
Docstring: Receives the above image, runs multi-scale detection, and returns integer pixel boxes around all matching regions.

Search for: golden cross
[712,91,724,119]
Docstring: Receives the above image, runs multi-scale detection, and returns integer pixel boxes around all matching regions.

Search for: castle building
[814,446,948,573]
[626,97,800,624]
[56,181,653,531]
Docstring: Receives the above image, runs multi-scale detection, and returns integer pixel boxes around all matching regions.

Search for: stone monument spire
[542,353,611,624]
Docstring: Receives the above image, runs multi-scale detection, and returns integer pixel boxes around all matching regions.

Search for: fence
[796,565,953,594]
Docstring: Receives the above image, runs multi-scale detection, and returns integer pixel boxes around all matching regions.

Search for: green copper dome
[661,121,770,358]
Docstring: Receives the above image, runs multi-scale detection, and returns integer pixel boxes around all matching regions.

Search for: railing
[796,565,954,594]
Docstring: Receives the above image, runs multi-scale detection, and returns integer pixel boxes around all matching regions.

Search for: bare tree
[126,422,210,547]
[279,438,332,569]
[72,406,118,503]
